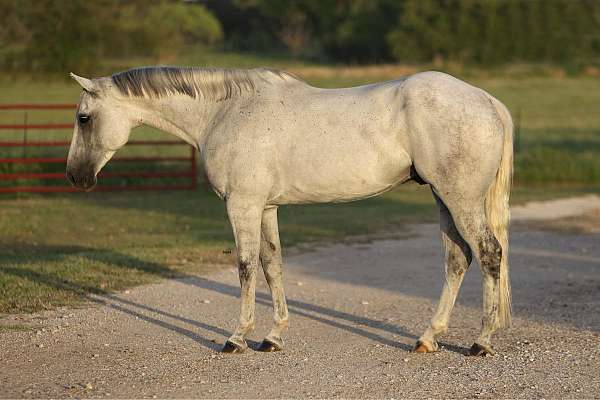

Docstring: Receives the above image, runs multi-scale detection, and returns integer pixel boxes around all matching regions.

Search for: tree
[1,0,223,74]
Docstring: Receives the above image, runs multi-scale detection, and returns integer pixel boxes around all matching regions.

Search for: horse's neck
[136,96,223,148]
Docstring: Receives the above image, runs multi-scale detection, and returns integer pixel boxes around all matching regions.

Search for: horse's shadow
[0,244,471,354]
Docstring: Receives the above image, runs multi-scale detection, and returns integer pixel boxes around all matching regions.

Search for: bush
[0,0,223,75]
[387,0,600,66]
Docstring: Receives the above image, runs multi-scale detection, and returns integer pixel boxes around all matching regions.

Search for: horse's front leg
[222,196,264,354]
[257,207,289,352]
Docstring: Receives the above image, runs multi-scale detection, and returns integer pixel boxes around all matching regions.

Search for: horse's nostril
[66,170,76,186]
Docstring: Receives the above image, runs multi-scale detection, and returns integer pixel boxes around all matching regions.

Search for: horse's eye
[78,114,90,125]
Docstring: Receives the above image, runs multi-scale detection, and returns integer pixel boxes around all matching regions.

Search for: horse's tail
[485,96,513,329]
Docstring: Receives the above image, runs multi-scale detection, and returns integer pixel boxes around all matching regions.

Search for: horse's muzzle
[66,166,97,191]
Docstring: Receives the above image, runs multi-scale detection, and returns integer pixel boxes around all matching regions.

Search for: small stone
[37,344,44,348]
[202,299,211,304]
[403,358,409,362]
[361,301,369,305]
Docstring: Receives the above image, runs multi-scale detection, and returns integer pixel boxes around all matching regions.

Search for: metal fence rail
[0,103,197,193]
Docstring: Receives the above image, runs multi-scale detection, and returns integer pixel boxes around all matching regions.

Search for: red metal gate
[0,104,197,193]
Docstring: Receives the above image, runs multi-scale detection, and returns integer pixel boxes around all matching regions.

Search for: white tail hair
[485,96,513,329]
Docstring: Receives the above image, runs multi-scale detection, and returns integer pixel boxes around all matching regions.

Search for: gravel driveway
[1,216,599,398]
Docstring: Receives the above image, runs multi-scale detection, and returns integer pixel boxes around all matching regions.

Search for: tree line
[1,0,598,74]
[212,0,599,66]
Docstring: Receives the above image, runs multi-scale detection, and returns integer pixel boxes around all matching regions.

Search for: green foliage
[115,1,223,60]
[2,0,598,69]
[387,0,600,66]
[0,0,223,74]
[211,0,402,61]
[205,0,600,65]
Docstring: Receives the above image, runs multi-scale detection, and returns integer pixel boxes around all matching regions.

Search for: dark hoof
[412,340,437,353]
[221,340,246,354]
[469,342,495,357]
[257,339,283,352]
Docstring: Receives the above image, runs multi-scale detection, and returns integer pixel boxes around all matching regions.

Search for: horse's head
[66,73,137,191]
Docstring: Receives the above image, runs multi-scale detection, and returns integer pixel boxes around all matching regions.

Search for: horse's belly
[270,147,412,205]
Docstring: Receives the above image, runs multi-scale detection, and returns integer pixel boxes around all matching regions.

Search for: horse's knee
[238,256,258,282]
[478,234,502,279]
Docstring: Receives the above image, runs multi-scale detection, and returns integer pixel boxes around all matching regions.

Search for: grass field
[2,59,599,186]
[1,53,599,315]
[3,183,597,315]
[0,184,436,314]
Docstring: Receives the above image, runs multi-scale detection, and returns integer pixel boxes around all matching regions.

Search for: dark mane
[111,66,295,101]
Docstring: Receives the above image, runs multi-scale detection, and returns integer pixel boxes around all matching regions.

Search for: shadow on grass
[1,244,436,353]
[68,185,437,248]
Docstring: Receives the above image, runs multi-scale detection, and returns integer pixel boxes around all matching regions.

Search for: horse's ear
[70,73,97,93]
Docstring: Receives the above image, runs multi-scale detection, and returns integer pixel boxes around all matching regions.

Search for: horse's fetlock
[431,322,448,335]
[239,320,255,333]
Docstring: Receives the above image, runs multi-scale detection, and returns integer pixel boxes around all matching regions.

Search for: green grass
[474,77,600,185]
[2,183,597,315]
[0,54,598,315]
[0,184,437,314]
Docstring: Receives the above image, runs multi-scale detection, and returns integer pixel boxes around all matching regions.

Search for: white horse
[67,67,512,356]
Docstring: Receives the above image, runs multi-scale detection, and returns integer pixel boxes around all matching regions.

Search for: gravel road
[1,216,599,397]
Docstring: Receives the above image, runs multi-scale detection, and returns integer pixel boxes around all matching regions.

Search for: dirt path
[1,199,600,398]
[511,194,600,222]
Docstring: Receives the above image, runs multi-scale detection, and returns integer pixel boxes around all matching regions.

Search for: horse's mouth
[66,170,97,191]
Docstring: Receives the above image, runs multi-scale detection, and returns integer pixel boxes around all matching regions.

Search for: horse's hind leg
[222,196,264,354]
[414,194,472,353]
[437,195,503,356]
[257,207,289,352]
